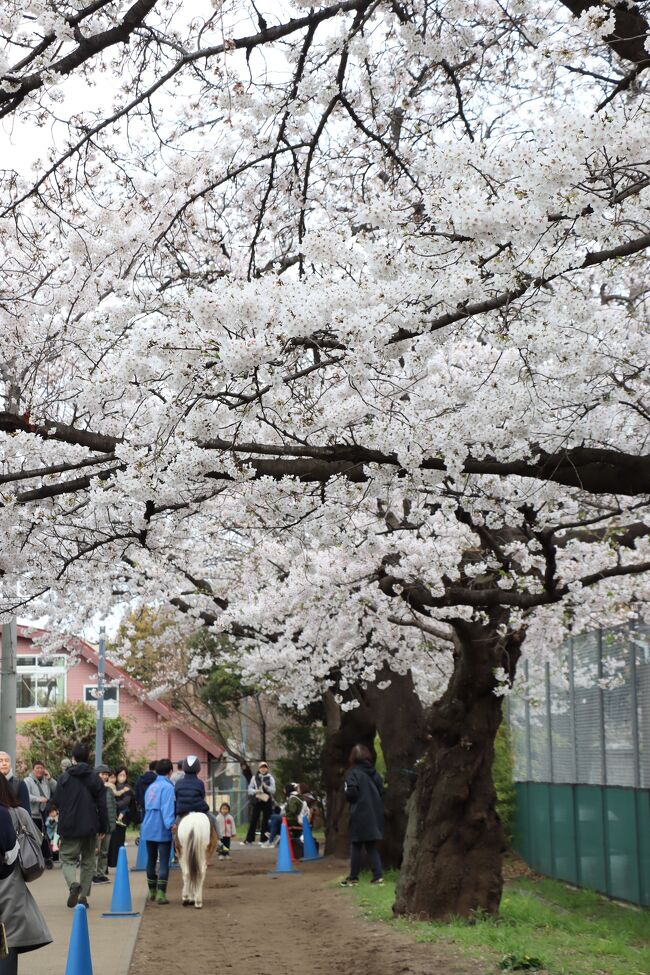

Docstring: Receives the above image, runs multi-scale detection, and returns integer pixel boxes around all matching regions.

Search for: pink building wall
[15,630,219,776]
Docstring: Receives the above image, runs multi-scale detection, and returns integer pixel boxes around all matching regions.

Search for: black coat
[174,773,209,815]
[8,776,30,815]
[344,761,384,842]
[135,770,157,810]
[0,806,17,880]
[52,762,108,838]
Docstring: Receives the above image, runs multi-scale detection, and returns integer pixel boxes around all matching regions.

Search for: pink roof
[16,624,224,758]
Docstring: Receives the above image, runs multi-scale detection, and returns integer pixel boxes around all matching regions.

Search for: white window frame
[83,684,120,717]
[16,654,68,713]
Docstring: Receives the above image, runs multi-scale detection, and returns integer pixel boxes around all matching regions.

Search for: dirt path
[128,849,482,975]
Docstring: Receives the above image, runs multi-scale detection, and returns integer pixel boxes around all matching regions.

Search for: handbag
[10,811,45,883]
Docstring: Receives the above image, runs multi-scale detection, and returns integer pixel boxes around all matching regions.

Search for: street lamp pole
[0,620,17,767]
[95,626,106,766]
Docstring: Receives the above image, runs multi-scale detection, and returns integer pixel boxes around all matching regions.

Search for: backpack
[9,808,45,883]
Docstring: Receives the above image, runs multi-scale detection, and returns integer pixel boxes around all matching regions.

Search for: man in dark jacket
[340,744,384,886]
[52,742,108,909]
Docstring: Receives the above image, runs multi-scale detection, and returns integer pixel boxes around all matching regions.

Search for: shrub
[20,701,129,774]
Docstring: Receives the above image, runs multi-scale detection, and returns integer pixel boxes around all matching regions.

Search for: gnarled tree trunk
[394,614,523,919]
[322,690,375,857]
[363,666,429,868]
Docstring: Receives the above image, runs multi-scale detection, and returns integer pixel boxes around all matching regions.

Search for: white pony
[176,812,218,909]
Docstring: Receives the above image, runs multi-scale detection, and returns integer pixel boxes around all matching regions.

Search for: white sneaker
[239,841,253,846]
[258,841,269,847]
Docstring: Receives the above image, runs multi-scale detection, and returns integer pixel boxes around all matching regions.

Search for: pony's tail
[186,823,202,891]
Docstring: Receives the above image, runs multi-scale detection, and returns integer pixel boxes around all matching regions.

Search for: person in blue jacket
[173,756,220,840]
[140,758,175,904]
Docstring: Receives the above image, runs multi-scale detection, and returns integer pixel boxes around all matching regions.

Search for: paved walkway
[27,844,148,975]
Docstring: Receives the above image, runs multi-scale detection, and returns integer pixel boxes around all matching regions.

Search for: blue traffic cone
[65,903,93,975]
[301,815,322,861]
[269,821,300,876]
[131,834,147,872]
[102,846,140,917]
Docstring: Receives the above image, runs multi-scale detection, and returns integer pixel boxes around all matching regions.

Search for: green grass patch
[344,870,650,975]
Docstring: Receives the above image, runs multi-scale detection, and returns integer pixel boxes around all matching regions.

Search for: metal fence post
[545,662,555,872]
[597,629,611,896]
[630,637,641,790]
[597,630,607,785]
[524,659,532,780]
[568,637,578,781]
[545,662,554,783]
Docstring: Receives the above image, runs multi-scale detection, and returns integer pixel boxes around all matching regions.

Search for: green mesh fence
[514,782,650,907]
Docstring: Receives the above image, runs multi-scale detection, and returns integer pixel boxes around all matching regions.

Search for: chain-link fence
[207,759,251,827]
[509,621,650,906]
[510,622,650,788]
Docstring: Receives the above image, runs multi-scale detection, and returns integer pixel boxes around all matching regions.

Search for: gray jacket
[25,773,55,818]
[0,808,52,953]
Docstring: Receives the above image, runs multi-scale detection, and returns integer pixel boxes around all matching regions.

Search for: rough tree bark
[394,613,523,919]
[322,690,376,857]
[363,666,430,868]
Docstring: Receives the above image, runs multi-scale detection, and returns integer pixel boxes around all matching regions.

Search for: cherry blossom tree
[0,0,649,917]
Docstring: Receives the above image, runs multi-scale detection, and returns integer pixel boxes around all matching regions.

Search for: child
[216,802,236,859]
[174,756,220,841]
[45,807,60,862]
[284,783,308,859]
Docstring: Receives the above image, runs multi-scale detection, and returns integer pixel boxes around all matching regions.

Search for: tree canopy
[2,0,648,920]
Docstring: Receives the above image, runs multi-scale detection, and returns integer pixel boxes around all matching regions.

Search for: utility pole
[0,620,17,766]
[94,626,106,765]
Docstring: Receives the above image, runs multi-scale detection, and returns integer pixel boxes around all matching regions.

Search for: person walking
[170,761,185,786]
[93,765,116,883]
[243,761,275,845]
[340,744,385,886]
[0,754,29,814]
[0,772,52,975]
[52,742,108,908]
[140,758,175,904]
[24,761,55,870]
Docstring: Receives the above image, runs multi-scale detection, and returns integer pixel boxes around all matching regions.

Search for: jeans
[60,835,97,897]
[350,840,382,881]
[267,813,282,843]
[146,840,171,888]
[245,801,272,843]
